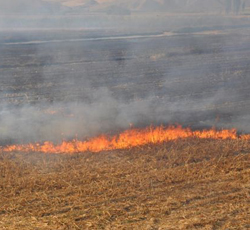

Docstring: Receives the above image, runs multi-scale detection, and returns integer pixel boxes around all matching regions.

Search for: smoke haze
[1,0,250,144]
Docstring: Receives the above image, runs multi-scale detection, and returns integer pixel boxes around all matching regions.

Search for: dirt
[1,27,250,130]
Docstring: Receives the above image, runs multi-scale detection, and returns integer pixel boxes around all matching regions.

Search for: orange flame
[1,125,249,154]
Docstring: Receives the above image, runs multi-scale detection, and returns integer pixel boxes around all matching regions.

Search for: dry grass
[0,138,249,229]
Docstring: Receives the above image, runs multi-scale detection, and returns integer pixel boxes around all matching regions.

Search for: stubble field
[0,139,250,229]
[1,14,250,229]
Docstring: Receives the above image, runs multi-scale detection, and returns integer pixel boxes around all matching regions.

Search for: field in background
[1,14,250,132]
[1,12,250,229]
[0,139,249,229]
[2,24,250,142]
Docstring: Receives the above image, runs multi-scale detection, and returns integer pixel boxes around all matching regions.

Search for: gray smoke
[0,88,231,143]
[1,0,250,144]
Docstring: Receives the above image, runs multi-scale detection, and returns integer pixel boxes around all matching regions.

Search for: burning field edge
[0,138,249,229]
[1,125,250,155]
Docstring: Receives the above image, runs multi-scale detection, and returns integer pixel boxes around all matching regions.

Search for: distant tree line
[173,0,247,14]
[217,0,246,14]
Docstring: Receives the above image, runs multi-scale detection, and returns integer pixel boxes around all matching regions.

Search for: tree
[233,0,241,14]
[217,0,245,14]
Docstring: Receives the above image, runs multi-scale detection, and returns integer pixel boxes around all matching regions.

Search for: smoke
[0,91,220,143]
[0,80,246,144]
[1,0,250,144]
[0,0,61,15]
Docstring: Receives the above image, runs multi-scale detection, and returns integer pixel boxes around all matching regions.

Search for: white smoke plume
[1,0,250,144]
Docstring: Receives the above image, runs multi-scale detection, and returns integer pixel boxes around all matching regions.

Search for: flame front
[1,125,249,154]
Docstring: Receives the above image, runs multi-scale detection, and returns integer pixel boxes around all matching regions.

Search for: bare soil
[1,26,250,131]
[0,139,249,229]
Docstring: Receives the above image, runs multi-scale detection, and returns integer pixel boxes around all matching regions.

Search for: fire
[1,125,249,154]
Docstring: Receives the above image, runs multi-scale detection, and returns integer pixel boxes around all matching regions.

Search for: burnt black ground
[1,15,250,136]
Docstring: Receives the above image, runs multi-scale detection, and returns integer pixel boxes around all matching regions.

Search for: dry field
[1,14,250,230]
[0,138,249,229]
